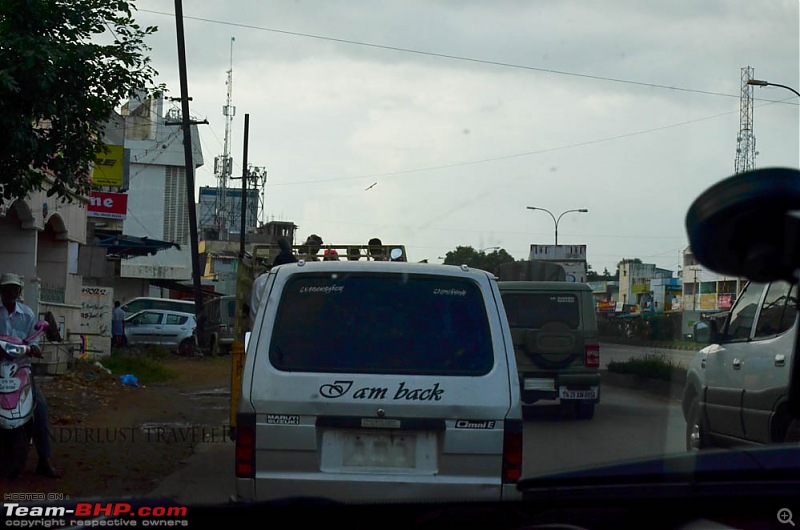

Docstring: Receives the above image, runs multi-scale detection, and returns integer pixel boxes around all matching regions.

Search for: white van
[234,260,523,503]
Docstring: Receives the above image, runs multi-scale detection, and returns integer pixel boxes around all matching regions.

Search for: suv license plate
[559,388,598,400]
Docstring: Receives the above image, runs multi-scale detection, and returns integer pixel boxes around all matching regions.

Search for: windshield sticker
[455,420,496,430]
[319,380,444,401]
[299,285,344,294]
[266,414,300,425]
[433,288,467,296]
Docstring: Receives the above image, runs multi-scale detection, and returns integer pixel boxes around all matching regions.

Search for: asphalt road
[521,383,685,477]
[147,380,685,504]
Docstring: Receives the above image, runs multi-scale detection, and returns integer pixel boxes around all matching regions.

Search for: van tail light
[235,413,256,478]
[585,344,600,368]
[502,419,523,484]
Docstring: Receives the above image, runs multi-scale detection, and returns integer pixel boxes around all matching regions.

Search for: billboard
[92,144,125,187]
[88,191,128,219]
[700,294,718,310]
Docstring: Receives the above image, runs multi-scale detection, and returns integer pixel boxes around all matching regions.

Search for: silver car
[683,279,798,450]
[124,309,197,355]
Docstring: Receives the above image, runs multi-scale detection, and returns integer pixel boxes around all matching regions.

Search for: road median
[602,368,686,401]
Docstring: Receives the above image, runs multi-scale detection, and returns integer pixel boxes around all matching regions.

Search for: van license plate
[342,433,417,468]
[559,388,598,400]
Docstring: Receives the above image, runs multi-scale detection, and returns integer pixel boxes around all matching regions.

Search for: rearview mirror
[685,167,800,283]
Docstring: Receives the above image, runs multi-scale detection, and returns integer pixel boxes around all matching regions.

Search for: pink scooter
[0,320,48,478]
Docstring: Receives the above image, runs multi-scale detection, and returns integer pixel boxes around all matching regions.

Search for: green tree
[0,0,162,202]
[587,264,618,282]
[443,246,515,273]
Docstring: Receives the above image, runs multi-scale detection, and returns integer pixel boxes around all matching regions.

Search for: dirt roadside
[1,355,233,499]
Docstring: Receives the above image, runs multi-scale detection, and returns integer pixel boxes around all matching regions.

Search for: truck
[228,241,408,438]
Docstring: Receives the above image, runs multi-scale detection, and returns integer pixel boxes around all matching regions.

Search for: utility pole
[173,0,206,348]
[239,114,249,258]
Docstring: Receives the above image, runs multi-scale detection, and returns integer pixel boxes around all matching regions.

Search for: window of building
[164,166,189,246]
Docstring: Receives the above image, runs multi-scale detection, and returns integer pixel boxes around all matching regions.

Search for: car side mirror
[693,320,719,345]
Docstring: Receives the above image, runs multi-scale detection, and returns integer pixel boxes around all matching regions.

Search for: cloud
[134,0,799,271]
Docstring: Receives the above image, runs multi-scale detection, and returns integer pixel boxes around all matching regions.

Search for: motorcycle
[0,320,48,478]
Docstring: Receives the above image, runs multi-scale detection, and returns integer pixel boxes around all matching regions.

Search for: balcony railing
[39,283,66,304]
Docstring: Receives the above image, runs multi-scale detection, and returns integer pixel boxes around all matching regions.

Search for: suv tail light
[235,413,256,478]
[502,419,523,484]
[585,344,600,368]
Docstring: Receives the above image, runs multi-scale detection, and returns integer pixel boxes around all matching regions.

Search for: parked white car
[123,309,197,355]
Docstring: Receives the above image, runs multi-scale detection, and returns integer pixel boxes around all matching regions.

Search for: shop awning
[97,234,180,259]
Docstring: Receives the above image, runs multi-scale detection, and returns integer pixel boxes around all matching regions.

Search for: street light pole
[748,78,800,98]
[526,207,588,245]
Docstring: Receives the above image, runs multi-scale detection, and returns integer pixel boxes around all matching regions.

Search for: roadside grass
[96,346,179,385]
[607,353,687,382]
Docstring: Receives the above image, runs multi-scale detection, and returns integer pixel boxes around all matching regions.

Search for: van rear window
[268,273,493,375]
[501,293,580,330]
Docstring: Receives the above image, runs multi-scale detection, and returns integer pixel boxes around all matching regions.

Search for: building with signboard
[680,246,745,312]
[617,260,675,313]
[109,94,204,300]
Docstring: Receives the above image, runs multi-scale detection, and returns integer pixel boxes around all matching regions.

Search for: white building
[528,244,587,283]
[0,182,88,372]
[116,94,204,299]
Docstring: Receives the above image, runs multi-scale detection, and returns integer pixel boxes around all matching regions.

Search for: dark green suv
[498,281,601,420]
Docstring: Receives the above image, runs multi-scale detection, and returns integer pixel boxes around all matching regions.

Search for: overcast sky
[131,0,799,273]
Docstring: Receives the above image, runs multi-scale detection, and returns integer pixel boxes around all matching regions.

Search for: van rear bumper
[234,476,520,503]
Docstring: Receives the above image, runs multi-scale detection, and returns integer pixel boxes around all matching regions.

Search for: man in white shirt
[0,273,60,478]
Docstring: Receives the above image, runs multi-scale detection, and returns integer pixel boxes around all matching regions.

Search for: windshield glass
[502,293,581,330]
[4,0,799,522]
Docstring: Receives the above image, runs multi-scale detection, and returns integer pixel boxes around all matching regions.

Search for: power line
[266,107,742,187]
[138,9,798,104]
[263,94,794,188]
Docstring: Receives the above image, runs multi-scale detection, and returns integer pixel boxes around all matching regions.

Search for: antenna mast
[734,66,757,174]
[214,37,236,238]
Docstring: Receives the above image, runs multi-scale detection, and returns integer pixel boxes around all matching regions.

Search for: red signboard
[597,301,616,312]
[718,294,733,309]
[87,192,128,220]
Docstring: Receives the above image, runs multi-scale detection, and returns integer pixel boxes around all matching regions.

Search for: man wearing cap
[0,273,60,478]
